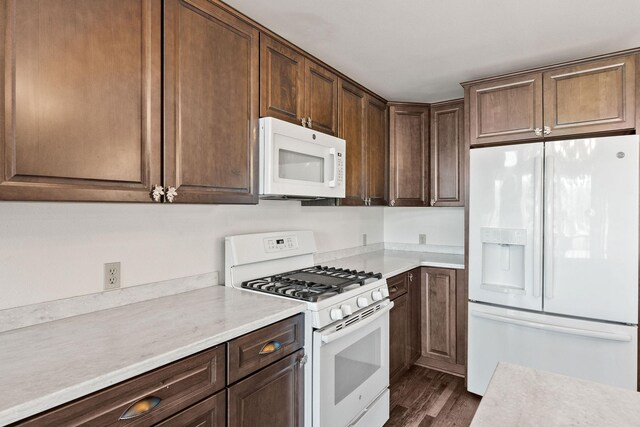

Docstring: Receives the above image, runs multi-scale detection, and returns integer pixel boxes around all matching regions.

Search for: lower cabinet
[389,292,409,384]
[156,390,226,427]
[388,268,421,384]
[228,349,305,427]
[14,314,305,427]
[388,267,467,382]
[418,267,466,376]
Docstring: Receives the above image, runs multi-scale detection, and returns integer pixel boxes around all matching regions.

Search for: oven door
[313,301,392,427]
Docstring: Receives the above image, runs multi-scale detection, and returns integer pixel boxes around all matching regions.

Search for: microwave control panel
[264,236,299,253]
[337,152,345,186]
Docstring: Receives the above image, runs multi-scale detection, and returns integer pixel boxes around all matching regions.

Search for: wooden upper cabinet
[388,104,429,207]
[260,34,338,134]
[543,55,636,137]
[260,34,305,126]
[366,95,388,206]
[469,73,543,146]
[164,0,259,204]
[430,100,464,207]
[422,268,457,365]
[0,0,161,202]
[338,79,367,205]
[305,60,338,135]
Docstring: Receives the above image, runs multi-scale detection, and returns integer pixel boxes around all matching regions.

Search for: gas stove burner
[241,265,383,302]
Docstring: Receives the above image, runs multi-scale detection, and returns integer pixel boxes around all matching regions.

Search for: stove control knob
[341,304,353,316]
[357,297,368,308]
[330,308,344,321]
[380,288,390,298]
[371,290,383,301]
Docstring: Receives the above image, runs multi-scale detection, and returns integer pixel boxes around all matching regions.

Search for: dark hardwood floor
[385,365,481,427]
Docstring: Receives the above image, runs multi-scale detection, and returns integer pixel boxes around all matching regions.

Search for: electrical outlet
[362,233,368,246]
[104,262,121,290]
[419,234,427,245]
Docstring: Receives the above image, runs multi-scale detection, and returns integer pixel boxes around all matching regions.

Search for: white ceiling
[225,0,640,103]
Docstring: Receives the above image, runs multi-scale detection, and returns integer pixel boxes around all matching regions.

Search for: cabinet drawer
[155,389,226,427]
[387,273,408,300]
[17,345,225,426]
[228,314,304,384]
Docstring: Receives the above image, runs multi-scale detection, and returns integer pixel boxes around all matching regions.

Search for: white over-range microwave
[259,117,346,200]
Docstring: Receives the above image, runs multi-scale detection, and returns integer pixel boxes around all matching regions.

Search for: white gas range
[225,231,392,427]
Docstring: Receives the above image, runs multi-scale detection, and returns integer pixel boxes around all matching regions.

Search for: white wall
[384,207,464,246]
[0,201,384,310]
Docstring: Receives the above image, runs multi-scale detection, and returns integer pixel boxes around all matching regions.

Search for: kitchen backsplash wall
[384,207,464,247]
[0,201,384,310]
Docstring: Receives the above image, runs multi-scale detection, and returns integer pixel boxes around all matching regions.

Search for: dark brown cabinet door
[389,292,409,385]
[388,104,429,207]
[260,34,305,126]
[422,268,457,364]
[0,0,161,202]
[543,55,636,137]
[469,73,543,146]
[407,268,422,364]
[430,100,464,207]
[367,95,388,206]
[338,79,367,206]
[156,390,226,427]
[305,60,338,135]
[228,349,305,427]
[164,0,259,204]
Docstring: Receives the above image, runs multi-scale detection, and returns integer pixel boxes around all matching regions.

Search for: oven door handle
[320,301,394,345]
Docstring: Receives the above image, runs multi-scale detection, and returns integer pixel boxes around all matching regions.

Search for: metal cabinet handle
[151,185,164,202]
[534,128,542,136]
[297,352,308,369]
[544,126,551,135]
[259,340,282,355]
[389,285,398,293]
[408,273,413,282]
[165,186,177,203]
[120,396,162,420]
[301,117,307,127]
[430,198,435,206]
[307,117,312,128]
[389,199,396,207]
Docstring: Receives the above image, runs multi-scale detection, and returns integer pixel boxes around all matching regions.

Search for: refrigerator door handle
[470,310,633,342]
[545,155,555,299]
[533,155,543,298]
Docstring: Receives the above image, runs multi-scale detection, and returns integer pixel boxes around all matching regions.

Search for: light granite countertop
[322,249,465,277]
[471,362,640,427]
[0,286,305,426]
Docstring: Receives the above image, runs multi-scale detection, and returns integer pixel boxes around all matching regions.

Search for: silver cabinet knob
[408,273,413,282]
[390,199,396,207]
[165,186,177,203]
[430,198,435,206]
[301,117,307,127]
[151,185,164,202]
[307,117,312,128]
[544,126,551,135]
[534,128,542,136]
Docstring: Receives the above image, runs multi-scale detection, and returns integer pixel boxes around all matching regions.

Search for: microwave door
[269,135,336,197]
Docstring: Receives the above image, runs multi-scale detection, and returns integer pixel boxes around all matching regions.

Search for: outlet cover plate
[104,262,121,290]
[419,234,427,245]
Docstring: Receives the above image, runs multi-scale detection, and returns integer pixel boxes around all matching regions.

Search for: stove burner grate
[241,265,382,302]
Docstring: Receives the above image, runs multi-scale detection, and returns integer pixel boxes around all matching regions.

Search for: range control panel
[264,236,299,253]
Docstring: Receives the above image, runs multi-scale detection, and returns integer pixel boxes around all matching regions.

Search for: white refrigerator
[468,135,639,395]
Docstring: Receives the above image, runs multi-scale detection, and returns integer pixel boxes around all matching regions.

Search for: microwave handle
[328,148,337,188]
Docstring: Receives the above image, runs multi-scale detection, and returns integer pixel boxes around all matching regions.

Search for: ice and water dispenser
[480,227,527,292]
